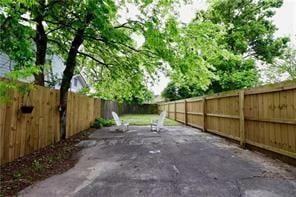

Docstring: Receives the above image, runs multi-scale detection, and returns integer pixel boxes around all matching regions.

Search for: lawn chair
[150,111,166,132]
[112,111,129,132]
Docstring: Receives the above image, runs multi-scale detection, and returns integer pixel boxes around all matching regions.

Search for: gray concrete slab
[19,126,296,197]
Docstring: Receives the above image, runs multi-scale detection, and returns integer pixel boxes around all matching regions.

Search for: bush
[91,118,114,129]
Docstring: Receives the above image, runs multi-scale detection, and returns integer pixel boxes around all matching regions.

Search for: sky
[273,0,296,39]
[120,0,296,95]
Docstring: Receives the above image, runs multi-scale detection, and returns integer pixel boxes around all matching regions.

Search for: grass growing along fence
[158,80,296,159]
[120,114,181,126]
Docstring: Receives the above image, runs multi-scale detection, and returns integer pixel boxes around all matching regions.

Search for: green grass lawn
[120,114,181,126]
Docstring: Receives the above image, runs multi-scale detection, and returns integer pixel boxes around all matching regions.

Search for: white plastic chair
[112,112,129,132]
[151,111,166,132]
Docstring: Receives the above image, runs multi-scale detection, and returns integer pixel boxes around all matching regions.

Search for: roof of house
[73,74,87,87]
[1,53,88,88]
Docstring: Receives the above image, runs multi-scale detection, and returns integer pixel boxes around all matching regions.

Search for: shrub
[31,160,44,173]
[91,118,114,129]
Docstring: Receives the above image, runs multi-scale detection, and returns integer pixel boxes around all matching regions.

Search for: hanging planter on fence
[20,106,34,113]
[20,87,34,114]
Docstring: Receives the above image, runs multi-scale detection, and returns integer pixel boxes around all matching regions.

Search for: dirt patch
[0,129,95,196]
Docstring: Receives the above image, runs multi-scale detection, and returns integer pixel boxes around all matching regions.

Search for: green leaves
[2,0,289,104]
[162,0,288,100]
[4,66,40,81]
[87,68,153,104]
[207,0,287,62]
[0,11,34,69]
[265,43,296,81]
[0,66,39,103]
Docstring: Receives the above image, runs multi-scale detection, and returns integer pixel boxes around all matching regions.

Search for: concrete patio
[19,126,296,197]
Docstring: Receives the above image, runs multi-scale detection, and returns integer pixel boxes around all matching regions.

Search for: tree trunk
[59,12,93,139]
[34,0,47,86]
[59,28,85,139]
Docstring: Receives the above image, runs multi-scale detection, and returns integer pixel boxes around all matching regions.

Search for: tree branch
[114,22,134,30]
[45,0,62,8]
[46,25,67,35]
[77,51,111,68]
[84,35,158,59]
[48,38,68,52]
[114,20,146,31]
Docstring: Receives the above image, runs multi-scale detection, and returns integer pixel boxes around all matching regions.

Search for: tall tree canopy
[162,0,289,101]
[1,0,291,129]
[0,0,68,85]
[263,42,296,82]
[0,0,192,137]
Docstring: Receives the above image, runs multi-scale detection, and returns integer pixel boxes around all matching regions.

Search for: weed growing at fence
[91,118,114,129]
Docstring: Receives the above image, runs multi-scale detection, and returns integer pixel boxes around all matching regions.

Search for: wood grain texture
[158,80,296,159]
[239,91,245,147]
[0,85,101,165]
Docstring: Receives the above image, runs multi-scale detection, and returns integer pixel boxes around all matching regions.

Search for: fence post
[169,103,171,119]
[239,91,245,148]
[174,101,177,121]
[184,100,188,125]
[202,97,206,132]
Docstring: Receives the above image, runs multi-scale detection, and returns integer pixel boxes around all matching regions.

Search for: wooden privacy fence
[101,100,158,119]
[158,80,296,159]
[66,92,101,138]
[0,85,101,165]
[121,103,158,114]
[101,100,121,119]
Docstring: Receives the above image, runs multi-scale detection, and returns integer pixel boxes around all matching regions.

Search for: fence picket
[0,84,101,165]
[158,80,296,159]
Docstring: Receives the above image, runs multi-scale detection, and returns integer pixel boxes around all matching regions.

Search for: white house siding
[0,53,34,82]
[0,53,87,92]
[70,75,85,92]
[49,54,86,92]
[0,53,13,77]
[50,54,65,79]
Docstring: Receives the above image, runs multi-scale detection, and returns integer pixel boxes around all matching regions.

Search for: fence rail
[158,80,296,159]
[0,85,101,165]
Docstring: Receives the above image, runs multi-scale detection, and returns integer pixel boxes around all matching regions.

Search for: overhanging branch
[77,51,111,68]
[84,35,159,59]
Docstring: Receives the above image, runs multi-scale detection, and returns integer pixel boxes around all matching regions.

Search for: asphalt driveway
[19,126,296,197]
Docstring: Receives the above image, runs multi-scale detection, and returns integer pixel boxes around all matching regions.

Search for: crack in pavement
[19,126,296,197]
